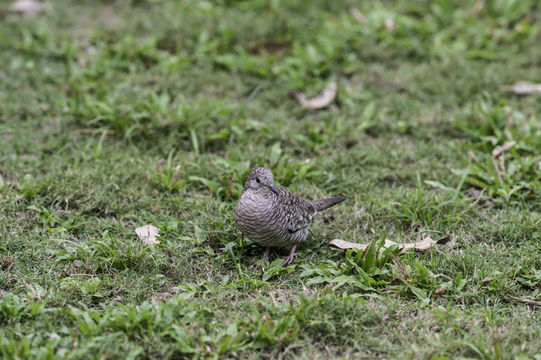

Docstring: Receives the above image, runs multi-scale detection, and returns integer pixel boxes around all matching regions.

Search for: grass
[1,0,540,358]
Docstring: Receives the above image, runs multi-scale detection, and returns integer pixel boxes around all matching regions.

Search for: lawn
[1,0,540,358]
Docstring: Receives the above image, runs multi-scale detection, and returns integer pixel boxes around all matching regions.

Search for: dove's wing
[276,187,317,233]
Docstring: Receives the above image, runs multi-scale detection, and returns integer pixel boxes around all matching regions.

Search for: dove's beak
[268,185,279,196]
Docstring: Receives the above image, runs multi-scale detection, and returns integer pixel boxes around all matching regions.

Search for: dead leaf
[491,141,515,183]
[492,141,516,158]
[135,225,160,247]
[509,295,541,307]
[507,81,541,95]
[328,236,450,253]
[482,276,497,283]
[290,82,337,109]
[9,0,44,17]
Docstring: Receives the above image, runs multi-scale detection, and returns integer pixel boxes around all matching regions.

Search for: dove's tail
[312,196,347,211]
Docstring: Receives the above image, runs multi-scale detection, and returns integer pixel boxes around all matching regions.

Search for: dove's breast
[234,189,313,248]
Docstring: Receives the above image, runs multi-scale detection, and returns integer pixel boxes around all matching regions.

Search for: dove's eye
[256,178,261,183]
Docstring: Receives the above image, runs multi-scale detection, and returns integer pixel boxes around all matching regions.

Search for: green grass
[1,0,541,358]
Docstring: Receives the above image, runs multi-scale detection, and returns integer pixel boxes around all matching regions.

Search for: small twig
[269,292,278,308]
[509,295,541,307]
[499,154,506,174]
[492,141,516,158]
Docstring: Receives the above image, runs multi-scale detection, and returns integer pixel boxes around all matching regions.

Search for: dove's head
[244,167,279,196]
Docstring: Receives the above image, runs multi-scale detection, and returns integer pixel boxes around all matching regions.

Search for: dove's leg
[282,245,297,266]
[263,247,271,264]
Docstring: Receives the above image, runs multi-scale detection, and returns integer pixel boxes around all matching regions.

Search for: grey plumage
[234,167,346,264]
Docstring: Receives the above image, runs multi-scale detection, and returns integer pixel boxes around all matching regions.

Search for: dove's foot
[282,245,297,266]
[263,247,271,264]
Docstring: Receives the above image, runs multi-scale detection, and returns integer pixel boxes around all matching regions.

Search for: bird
[234,167,346,265]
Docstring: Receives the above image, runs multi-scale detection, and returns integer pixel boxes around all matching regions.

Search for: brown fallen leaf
[507,81,541,95]
[492,141,516,158]
[290,82,337,109]
[491,141,515,183]
[509,295,541,307]
[9,0,43,17]
[135,225,160,247]
[482,276,497,283]
[328,236,450,253]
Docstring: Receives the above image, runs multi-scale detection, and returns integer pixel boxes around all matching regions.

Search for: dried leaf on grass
[507,81,541,95]
[328,236,450,253]
[290,82,337,109]
[9,0,43,17]
[135,225,160,247]
[492,141,516,158]
[509,295,541,307]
